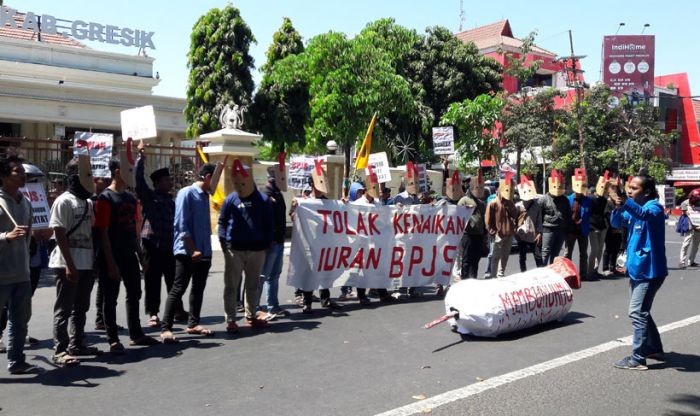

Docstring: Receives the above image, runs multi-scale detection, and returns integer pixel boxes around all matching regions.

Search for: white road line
[375,314,700,416]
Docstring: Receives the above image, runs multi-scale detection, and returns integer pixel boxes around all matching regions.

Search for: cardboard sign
[120,105,158,141]
[119,138,136,188]
[446,170,464,201]
[366,152,391,184]
[432,126,455,155]
[288,155,320,190]
[416,163,429,193]
[19,182,50,229]
[311,159,328,195]
[73,132,113,178]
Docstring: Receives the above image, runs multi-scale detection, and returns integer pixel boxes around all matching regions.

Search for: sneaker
[690,262,700,267]
[613,356,648,370]
[246,318,268,328]
[302,305,313,314]
[9,362,38,375]
[646,352,666,361]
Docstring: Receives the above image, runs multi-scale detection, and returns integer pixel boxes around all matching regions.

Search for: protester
[95,159,158,353]
[258,161,291,317]
[380,186,392,205]
[539,170,572,265]
[565,169,592,280]
[515,175,543,272]
[161,163,218,342]
[457,170,487,279]
[49,158,98,366]
[391,163,421,296]
[0,156,36,374]
[589,172,611,278]
[609,173,667,370]
[219,160,274,332]
[485,173,517,278]
[678,188,700,269]
[92,176,117,331]
[135,141,182,328]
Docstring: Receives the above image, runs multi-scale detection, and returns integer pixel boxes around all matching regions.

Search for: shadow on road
[663,393,700,416]
[649,352,700,373]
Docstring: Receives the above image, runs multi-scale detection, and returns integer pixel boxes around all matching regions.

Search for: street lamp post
[615,22,625,35]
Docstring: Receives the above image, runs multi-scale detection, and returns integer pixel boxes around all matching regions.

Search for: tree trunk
[516,148,522,179]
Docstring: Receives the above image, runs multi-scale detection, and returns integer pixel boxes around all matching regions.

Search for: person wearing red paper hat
[515,175,543,272]
[392,162,421,206]
[679,188,700,269]
[485,172,518,278]
[456,169,487,279]
[565,168,592,280]
[539,170,573,265]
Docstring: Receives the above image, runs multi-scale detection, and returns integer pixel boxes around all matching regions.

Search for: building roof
[455,19,556,57]
[0,12,86,49]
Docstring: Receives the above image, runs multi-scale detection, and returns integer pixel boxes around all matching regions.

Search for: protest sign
[366,152,391,184]
[416,163,429,193]
[432,126,455,155]
[288,155,323,190]
[120,105,158,141]
[287,200,472,290]
[19,182,50,229]
[73,132,113,178]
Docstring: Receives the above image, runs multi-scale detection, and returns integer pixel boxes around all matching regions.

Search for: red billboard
[602,35,655,103]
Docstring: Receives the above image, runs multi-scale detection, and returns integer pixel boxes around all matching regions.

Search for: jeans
[518,240,543,272]
[258,243,284,312]
[460,233,484,279]
[53,269,94,354]
[629,277,665,362]
[490,234,513,278]
[0,281,32,371]
[484,236,495,276]
[0,267,40,337]
[223,248,266,322]
[541,229,566,265]
[142,240,180,316]
[99,252,144,343]
[588,228,607,275]
[162,255,211,330]
[566,232,589,279]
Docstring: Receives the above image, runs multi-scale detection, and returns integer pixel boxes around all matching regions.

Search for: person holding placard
[679,189,700,269]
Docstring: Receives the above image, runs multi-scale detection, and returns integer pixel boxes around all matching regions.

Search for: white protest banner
[287,200,472,290]
[120,105,158,141]
[288,155,322,190]
[19,182,50,229]
[366,152,391,184]
[432,126,455,155]
[73,132,113,178]
[416,163,429,193]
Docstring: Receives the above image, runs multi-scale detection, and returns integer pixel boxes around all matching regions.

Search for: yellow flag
[196,145,209,164]
[354,113,376,170]
[211,185,227,210]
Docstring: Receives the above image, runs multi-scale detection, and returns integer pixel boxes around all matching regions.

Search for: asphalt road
[0,228,698,416]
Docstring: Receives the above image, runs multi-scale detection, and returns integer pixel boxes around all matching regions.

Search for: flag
[354,113,376,170]
[196,145,209,164]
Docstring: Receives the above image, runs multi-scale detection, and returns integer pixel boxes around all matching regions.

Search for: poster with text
[120,105,158,141]
[73,132,113,178]
[288,155,324,190]
[19,182,50,229]
[602,35,655,104]
[366,152,392,183]
[432,126,455,155]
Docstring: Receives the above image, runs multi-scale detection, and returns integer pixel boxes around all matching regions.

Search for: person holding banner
[457,171,487,279]
[135,142,183,328]
[95,160,159,354]
[161,163,218,342]
[0,156,36,374]
[485,173,518,278]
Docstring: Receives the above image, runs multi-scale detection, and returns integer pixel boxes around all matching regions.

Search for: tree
[440,93,505,171]
[250,17,308,152]
[184,5,256,138]
[502,31,543,93]
[616,103,673,180]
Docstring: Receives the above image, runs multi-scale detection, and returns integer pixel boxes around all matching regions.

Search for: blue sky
[13,0,700,98]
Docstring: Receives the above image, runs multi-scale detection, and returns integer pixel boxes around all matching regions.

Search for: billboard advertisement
[602,35,655,104]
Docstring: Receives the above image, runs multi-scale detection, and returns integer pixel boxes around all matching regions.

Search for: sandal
[160,331,178,344]
[226,322,240,334]
[68,345,101,356]
[148,315,160,328]
[52,352,80,367]
[185,326,214,336]
[109,342,126,355]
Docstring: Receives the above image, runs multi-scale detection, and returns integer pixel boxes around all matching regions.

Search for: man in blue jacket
[609,174,667,370]
[219,160,274,332]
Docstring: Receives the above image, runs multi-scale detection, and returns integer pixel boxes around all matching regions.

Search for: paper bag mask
[405,162,419,195]
[231,159,255,198]
[446,170,464,201]
[311,159,328,196]
[548,170,565,197]
[499,172,515,200]
[470,169,485,199]
[267,152,288,192]
[595,170,611,197]
[119,138,136,188]
[571,168,588,195]
[517,175,537,201]
[365,165,380,199]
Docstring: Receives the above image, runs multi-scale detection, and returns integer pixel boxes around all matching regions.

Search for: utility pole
[558,30,587,170]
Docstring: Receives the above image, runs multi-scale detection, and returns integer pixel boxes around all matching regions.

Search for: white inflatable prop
[425,257,581,337]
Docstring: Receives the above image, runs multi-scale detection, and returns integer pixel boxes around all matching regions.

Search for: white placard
[288,155,321,190]
[432,126,455,155]
[120,105,157,141]
[73,132,113,178]
[366,152,392,184]
[19,182,50,229]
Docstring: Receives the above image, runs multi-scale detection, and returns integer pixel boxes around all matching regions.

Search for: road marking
[375,314,700,416]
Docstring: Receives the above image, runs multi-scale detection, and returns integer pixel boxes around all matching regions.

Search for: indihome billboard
[602,35,655,103]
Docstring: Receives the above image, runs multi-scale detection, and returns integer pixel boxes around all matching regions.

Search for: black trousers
[53,269,94,353]
[603,230,624,271]
[99,252,144,343]
[356,288,389,299]
[460,233,485,279]
[142,239,180,316]
[303,289,330,306]
[518,240,543,272]
[162,255,211,330]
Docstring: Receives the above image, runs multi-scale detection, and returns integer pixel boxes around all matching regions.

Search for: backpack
[676,215,690,234]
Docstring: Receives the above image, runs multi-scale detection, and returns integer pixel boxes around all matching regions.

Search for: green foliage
[501,30,543,92]
[440,93,504,168]
[250,17,308,152]
[185,6,256,138]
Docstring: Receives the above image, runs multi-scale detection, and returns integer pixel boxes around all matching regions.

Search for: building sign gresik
[0,6,156,49]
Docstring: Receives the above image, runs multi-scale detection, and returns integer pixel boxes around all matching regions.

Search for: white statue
[219,103,247,130]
